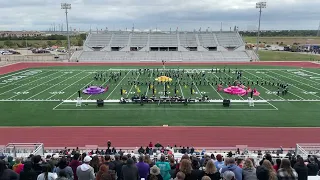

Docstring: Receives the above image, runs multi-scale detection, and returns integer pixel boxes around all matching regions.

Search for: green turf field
[0,65,319,127]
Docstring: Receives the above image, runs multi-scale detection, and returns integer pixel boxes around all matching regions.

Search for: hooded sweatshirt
[76,163,95,180]
[221,164,243,180]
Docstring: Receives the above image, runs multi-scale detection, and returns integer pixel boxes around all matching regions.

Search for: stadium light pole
[255,2,266,55]
[61,3,71,60]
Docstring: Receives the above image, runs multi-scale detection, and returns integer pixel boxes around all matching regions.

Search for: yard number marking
[49,91,65,95]
[14,91,29,95]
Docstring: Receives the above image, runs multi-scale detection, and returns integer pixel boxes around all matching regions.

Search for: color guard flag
[184,85,187,89]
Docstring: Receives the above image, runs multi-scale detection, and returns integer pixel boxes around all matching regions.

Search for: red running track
[0,127,320,148]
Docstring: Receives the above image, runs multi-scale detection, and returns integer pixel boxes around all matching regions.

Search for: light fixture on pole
[61,3,71,60]
[255,2,266,55]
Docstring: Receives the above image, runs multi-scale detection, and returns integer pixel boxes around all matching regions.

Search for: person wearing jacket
[121,158,139,180]
[277,159,298,180]
[220,158,242,180]
[242,159,257,180]
[0,159,19,180]
[307,156,319,176]
[76,156,95,180]
[155,155,171,180]
[293,157,308,180]
[69,153,81,180]
[19,161,38,180]
[55,158,74,180]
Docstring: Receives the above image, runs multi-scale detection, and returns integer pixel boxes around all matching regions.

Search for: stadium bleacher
[74,31,258,62]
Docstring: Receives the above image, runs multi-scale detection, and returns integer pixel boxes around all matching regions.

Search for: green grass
[0,65,320,127]
[243,36,320,44]
[258,50,320,61]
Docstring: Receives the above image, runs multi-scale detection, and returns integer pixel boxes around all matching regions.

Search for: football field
[0,65,320,127]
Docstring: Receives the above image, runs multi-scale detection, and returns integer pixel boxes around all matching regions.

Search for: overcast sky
[0,0,319,31]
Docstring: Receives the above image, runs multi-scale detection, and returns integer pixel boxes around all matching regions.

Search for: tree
[4,40,14,47]
[47,41,55,47]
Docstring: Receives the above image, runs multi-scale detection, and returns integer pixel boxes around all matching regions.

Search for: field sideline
[0,62,320,148]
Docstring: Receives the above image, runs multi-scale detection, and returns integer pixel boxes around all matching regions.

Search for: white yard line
[27,71,84,100]
[0,70,30,80]
[188,76,202,97]
[105,70,131,100]
[247,70,305,100]
[177,79,185,99]
[0,71,61,96]
[127,74,140,98]
[267,70,320,99]
[301,69,320,76]
[8,72,69,99]
[46,72,92,100]
[280,70,320,85]
[205,78,224,100]
[52,80,95,110]
[0,70,50,89]
[243,70,285,100]
[268,70,320,91]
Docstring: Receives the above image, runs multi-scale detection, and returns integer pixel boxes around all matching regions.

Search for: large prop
[82,86,107,95]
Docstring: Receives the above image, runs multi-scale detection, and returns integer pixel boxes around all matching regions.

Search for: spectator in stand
[138,147,145,154]
[7,156,15,169]
[20,161,37,180]
[107,140,112,148]
[293,157,308,180]
[56,171,69,180]
[12,158,24,174]
[136,155,149,179]
[277,159,298,180]
[190,159,202,180]
[90,156,100,174]
[259,154,273,166]
[220,157,242,180]
[178,159,192,180]
[121,158,139,180]
[37,164,56,180]
[69,153,81,180]
[144,155,154,168]
[202,159,220,180]
[242,159,257,180]
[96,164,109,180]
[256,165,270,180]
[76,156,95,180]
[55,158,74,180]
[307,156,319,176]
[48,155,59,173]
[169,157,177,178]
[273,159,281,172]
[236,158,243,168]
[32,155,43,176]
[214,154,224,171]
[261,160,277,180]
[112,154,122,179]
[0,159,19,180]
[223,171,236,180]
[105,155,115,171]
[174,172,185,180]
[155,155,171,180]
[147,165,163,180]
[175,154,190,175]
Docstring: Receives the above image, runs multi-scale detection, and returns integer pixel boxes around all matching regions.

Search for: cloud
[0,0,319,31]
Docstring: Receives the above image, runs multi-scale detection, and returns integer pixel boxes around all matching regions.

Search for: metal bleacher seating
[79,30,254,62]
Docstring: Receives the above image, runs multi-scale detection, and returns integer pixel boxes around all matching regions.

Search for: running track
[0,62,319,148]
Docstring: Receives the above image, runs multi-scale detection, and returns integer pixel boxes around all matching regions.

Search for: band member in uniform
[120,87,123,95]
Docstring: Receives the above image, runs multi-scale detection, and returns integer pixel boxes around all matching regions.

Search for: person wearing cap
[223,171,236,180]
[214,154,224,171]
[147,165,163,180]
[76,156,95,180]
[220,158,242,180]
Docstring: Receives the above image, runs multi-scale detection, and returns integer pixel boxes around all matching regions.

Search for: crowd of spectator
[1,142,320,180]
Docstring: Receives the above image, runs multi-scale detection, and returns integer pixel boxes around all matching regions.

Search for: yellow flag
[167,85,170,89]
[184,85,187,89]
[192,89,195,93]
[137,89,141,93]
[154,89,157,94]
[122,89,127,94]
[150,85,153,89]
